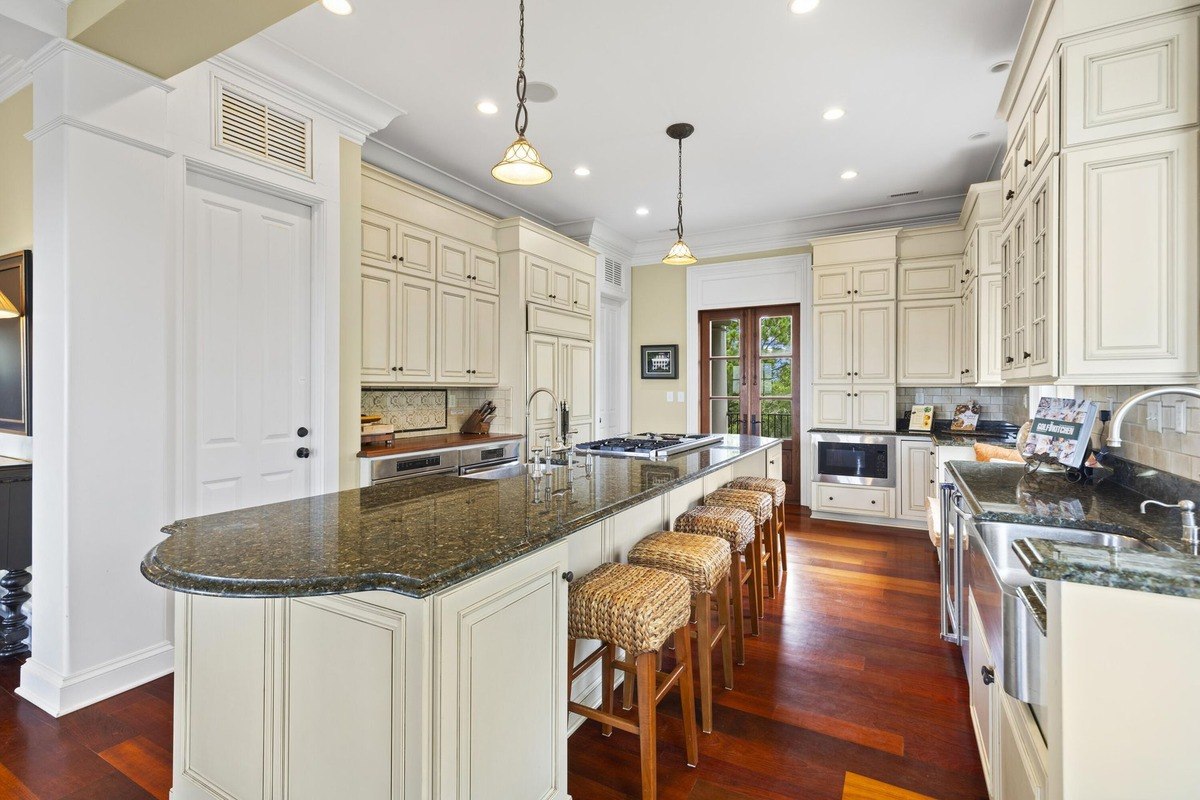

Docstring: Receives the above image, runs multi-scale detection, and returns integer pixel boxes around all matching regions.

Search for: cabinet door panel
[397,276,437,383]
[527,258,554,305]
[813,305,853,383]
[469,292,500,384]
[397,223,436,279]
[436,285,471,383]
[852,387,895,431]
[562,340,594,429]
[999,691,1049,800]
[812,484,893,517]
[361,267,397,383]
[361,209,397,270]
[968,593,996,795]
[812,264,854,304]
[960,280,978,384]
[812,386,853,429]
[853,261,896,301]
[571,272,594,315]
[527,334,560,436]
[551,268,573,310]
[471,249,500,294]
[853,302,895,384]
[1061,130,1198,381]
[978,276,1005,385]
[1028,63,1056,177]
[437,236,472,287]
[898,439,934,520]
[898,258,962,300]
[1026,163,1058,381]
[898,300,960,385]
[1063,14,1198,146]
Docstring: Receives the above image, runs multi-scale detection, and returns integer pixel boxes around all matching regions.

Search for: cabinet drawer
[812,484,893,517]
[1063,13,1198,147]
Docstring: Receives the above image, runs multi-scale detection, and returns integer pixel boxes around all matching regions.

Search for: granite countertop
[947,460,1200,598]
[357,432,522,459]
[810,421,1019,448]
[142,435,778,600]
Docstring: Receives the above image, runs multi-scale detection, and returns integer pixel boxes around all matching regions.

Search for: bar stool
[704,487,775,612]
[628,531,732,734]
[674,505,758,663]
[726,476,788,587]
[567,562,699,799]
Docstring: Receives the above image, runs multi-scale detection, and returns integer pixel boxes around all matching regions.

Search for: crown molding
[628,193,966,265]
[958,180,1002,228]
[998,0,1056,119]
[363,136,557,229]
[0,56,30,103]
[554,218,636,262]
[25,38,172,92]
[26,113,174,157]
[217,34,404,143]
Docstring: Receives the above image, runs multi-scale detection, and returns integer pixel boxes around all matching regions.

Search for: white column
[18,40,175,716]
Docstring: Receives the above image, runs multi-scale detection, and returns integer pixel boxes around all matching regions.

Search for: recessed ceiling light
[476,100,499,115]
[526,82,558,103]
[788,0,820,13]
[321,0,353,15]
[636,207,650,216]
[840,170,858,180]
[968,131,989,141]
[574,166,591,177]
[822,107,845,121]
[990,60,1012,74]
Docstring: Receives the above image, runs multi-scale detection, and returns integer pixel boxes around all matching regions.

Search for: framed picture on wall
[0,251,31,436]
[640,345,678,380]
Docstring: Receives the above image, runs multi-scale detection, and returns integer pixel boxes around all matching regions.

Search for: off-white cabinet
[967,592,997,797]
[813,305,852,382]
[812,260,896,304]
[436,285,500,385]
[360,267,436,384]
[959,278,978,385]
[527,257,576,312]
[898,299,959,386]
[898,256,962,300]
[898,438,935,521]
[527,333,594,445]
[437,236,500,296]
[813,302,896,386]
[361,209,437,280]
[812,385,895,431]
[570,272,595,315]
[811,483,894,518]
[998,691,1049,800]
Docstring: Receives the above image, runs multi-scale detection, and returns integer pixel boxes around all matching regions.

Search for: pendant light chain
[676,137,685,239]
[514,0,528,137]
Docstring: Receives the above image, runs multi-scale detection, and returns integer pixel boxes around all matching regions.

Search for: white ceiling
[263,0,1031,245]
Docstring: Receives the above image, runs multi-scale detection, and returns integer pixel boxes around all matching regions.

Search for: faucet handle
[1141,499,1193,514]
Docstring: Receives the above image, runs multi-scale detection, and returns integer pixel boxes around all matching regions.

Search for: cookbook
[1021,397,1099,469]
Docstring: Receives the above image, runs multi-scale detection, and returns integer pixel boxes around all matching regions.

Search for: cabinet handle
[846,290,852,295]
[870,500,876,505]
[929,479,935,484]
[1005,190,1015,200]
[854,393,859,397]
[846,372,852,376]
[392,254,399,261]
[391,367,397,371]
[1005,356,1014,364]
[1023,159,1032,167]
[853,289,859,294]
[981,665,995,685]
[853,372,859,376]
[561,571,574,583]
[397,256,405,262]
[846,393,852,397]
[1023,351,1031,360]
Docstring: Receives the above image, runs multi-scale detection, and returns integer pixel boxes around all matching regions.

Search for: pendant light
[492,0,552,185]
[662,123,698,265]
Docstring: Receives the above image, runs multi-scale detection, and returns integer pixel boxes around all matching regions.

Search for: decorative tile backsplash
[896,386,1028,425]
[361,386,513,440]
[1079,385,1200,481]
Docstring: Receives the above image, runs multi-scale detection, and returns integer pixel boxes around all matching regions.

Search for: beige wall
[0,87,33,256]
[630,245,811,433]
[338,138,363,489]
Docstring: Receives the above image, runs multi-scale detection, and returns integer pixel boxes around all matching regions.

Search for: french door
[699,305,801,502]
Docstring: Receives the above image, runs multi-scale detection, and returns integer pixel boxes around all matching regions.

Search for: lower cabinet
[998,690,1049,800]
[811,484,894,518]
[967,591,997,796]
[898,438,935,521]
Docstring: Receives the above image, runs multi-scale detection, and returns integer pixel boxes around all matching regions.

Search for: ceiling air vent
[889,190,920,199]
[603,257,625,290]
[215,82,312,176]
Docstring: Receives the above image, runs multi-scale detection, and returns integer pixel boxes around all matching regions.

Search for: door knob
[297,427,309,438]
[296,447,311,459]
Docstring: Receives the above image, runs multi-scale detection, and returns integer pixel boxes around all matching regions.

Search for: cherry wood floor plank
[56,773,157,800]
[0,762,38,799]
[99,736,172,800]
[843,770,937,800]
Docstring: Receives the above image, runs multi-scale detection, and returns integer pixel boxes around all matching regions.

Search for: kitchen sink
[462,462,563,481]
[975,521,1165,586]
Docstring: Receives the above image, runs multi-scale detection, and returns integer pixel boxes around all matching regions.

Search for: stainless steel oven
[811,433,896,488]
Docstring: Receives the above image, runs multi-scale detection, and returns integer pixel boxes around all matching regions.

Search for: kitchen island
[142,435,782,800]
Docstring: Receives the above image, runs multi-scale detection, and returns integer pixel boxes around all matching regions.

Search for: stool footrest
[568,701,640,736]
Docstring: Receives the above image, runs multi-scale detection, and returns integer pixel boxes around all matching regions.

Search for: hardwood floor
[0,511,985,800]
[566,510,988,800]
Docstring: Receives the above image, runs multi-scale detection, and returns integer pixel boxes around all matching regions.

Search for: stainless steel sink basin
[975,521,1165,586]
[462,462,563,481]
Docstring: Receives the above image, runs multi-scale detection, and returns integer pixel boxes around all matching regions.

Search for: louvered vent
[603,257,624,289]
[216,83,312,176]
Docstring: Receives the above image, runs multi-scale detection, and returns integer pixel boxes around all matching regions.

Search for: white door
[184,172,313,516]
[595,297,625,438]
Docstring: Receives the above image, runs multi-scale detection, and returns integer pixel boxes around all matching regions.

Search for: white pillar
[18,40,175,716]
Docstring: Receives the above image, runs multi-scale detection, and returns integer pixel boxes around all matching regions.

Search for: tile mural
[362,386,513,440]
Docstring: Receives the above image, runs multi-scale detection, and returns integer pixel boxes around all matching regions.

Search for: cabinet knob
[981,665,995,685]
[853,289,859,294]
[1023,159,1032,167]
[1005,356,1014,364]
[930,479,935,484]
[398,366,404,371]
[1005,190,1015,200]
[846,372,852,376]
[391,366,398,371]
[846,393,852,397]
[392,254,399,261]
[846,290,852,295]
[1023,351,1031,360]
[397,256,404,262]
[853,372,859,376]
[561,571,574,583]
[854,393,859,397]
[870,500,876,505]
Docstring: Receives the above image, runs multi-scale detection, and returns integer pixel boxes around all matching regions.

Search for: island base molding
[16,642,175,718]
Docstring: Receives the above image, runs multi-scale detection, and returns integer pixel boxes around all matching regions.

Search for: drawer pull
[562,571,574,583]
[981,665,995,685]
[1005,190,1015,200]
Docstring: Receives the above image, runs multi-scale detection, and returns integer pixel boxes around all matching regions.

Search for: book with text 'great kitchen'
[1021,397,1099,470]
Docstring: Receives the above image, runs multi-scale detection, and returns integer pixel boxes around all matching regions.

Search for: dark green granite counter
[947,461,1200,599]
[142,436,779,600]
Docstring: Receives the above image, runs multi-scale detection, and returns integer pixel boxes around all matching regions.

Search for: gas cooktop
[574,433,725,460]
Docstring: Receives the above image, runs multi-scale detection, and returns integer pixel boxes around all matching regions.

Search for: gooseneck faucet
[1107,386,1200,447]
[525,387,560,459]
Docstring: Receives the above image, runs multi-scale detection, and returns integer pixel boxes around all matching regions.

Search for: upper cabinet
[436,235,500,296]
[361,209,437,279]
[898,256,962,300]
[526,256,590,314]
[898,299,960,386]
[813,260,896,304]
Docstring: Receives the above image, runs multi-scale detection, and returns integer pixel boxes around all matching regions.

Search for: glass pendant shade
[662,239,698,266]
[0,291,18,319]
[492,136,552,185]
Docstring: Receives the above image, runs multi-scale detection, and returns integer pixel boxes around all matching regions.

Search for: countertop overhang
[946,460,1200,599]
[142,435,780,600]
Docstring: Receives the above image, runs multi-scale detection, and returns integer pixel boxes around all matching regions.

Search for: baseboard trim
[809,511,927,532]
[16,642,174,717]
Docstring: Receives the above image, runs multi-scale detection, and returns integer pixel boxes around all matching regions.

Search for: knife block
[459,410,492,435]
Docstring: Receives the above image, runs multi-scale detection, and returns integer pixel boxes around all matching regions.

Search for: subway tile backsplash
[361,386,513,440]
[896,386,1029,425]
[1080,385,1200,482]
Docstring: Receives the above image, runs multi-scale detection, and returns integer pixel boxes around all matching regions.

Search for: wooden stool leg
[623,651,635,711]
[764,521,778,599]
[771,511,783,588]
[675,626,700,767]
[716,575,734,690]
[747,540,763,635]
[635,652,659,800]
[730,548,746,664]
[695,592,714,734]
[601,643,614,738]
[777,504,788,574]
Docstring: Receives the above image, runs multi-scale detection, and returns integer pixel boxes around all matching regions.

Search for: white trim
[630,194,966,264]
[685,253,813,505]
[0,56,31,104]
[25,113,175,157]
[24,38,173,93]
[17,642,174,717]
[217,34,404,143]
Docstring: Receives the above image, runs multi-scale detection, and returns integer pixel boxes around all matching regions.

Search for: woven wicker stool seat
[568,562,690,656]
[674,506,755,552]
[704,487,771,524]
[724,476,789,587]
[567,563,700,797]
[628,532,730,595]
[726,476,786,506]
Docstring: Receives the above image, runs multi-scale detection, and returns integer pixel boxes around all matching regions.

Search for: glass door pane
[703,314,744,433]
